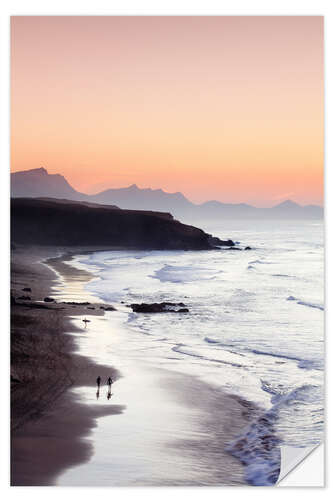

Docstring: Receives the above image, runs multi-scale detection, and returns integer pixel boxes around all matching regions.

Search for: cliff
[11,198,215,250]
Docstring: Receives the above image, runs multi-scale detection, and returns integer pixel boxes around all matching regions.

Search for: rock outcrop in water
[130,302,189,313]
[207,236,235,247]
[11,198,231,251]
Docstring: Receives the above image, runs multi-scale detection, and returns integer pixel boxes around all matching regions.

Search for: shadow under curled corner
[277,443,324,486]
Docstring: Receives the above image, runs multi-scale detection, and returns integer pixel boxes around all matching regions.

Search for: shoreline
[11,245,123,486]
[11,244,254,486]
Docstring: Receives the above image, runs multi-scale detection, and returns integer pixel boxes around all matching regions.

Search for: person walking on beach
[106,377,113,401]
[96,376,101,389]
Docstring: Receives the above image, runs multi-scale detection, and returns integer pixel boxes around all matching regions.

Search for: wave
[204,336,221,344]
[150,264,218,283]
[203,337,238,350]
[172,343,244,368]
[126,312,138,323]
[203,337,247,358]
[203,335,320,371]
[251,348,301,364]
[227,383,318,485]
[297,359,320,370]
[260,380,316,406]
[297,301,324,311]
[248,259,274,265]
[286,296,324,310]
[203,338,320,371]
[248,347,322,371]
[226,405,281,485]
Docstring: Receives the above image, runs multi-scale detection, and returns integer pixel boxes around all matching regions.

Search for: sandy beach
[11,245,252,486]
[11,245,123,485]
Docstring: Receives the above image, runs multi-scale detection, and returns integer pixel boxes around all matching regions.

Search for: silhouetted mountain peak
[34,166,48,175]
[273,199,300,209]
[11,167,85,200]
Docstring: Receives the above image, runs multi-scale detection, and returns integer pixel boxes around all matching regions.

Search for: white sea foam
[150,264,220,283]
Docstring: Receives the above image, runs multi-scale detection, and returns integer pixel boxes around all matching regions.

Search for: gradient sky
[11,16,323,206]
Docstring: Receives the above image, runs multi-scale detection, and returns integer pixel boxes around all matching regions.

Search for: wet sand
[11,245,251,486]
[11,245,123,486]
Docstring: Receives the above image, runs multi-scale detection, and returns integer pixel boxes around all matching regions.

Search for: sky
[11,16,323,207]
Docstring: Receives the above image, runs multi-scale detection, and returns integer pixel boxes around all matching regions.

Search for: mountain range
[11,168,323,221]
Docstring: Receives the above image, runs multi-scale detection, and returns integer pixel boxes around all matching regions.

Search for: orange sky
[11,16,323,207]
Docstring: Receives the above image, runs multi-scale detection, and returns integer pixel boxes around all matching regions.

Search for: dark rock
[22,287,32,292]
[44,297,55,302]
[21,302,53,309]
[62,301,90,305]
[130,302,188,313]
[100,305,116,311]
[17,295,31,300]
[208,236,235,247]
[87,306,95,309]
[244,246,252,250]
[228,247,242,251]
[177,308,189,313]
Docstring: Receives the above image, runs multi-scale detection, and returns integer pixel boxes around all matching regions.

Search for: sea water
[71,219,324,485]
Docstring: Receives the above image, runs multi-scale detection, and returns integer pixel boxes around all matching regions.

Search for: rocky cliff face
[11,198,215,250]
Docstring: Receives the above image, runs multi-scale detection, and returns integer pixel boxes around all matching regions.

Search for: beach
[11,245,250,486]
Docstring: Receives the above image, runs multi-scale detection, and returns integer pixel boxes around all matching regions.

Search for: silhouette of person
[96,376,101,389]
[107,376,113,388]
[96,389,100,400]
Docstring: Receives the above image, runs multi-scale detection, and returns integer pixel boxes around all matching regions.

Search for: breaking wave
[172,343,244,368]
[287,296,324,310]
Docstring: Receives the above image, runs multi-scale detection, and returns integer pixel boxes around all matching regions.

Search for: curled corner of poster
[277,443,324,487]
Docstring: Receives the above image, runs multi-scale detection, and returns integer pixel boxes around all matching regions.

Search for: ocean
[62,219,324,485]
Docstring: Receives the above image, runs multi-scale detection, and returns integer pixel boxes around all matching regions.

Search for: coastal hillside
[11,198,218,250]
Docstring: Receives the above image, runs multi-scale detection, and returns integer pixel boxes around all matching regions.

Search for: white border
[1,1,331,498]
